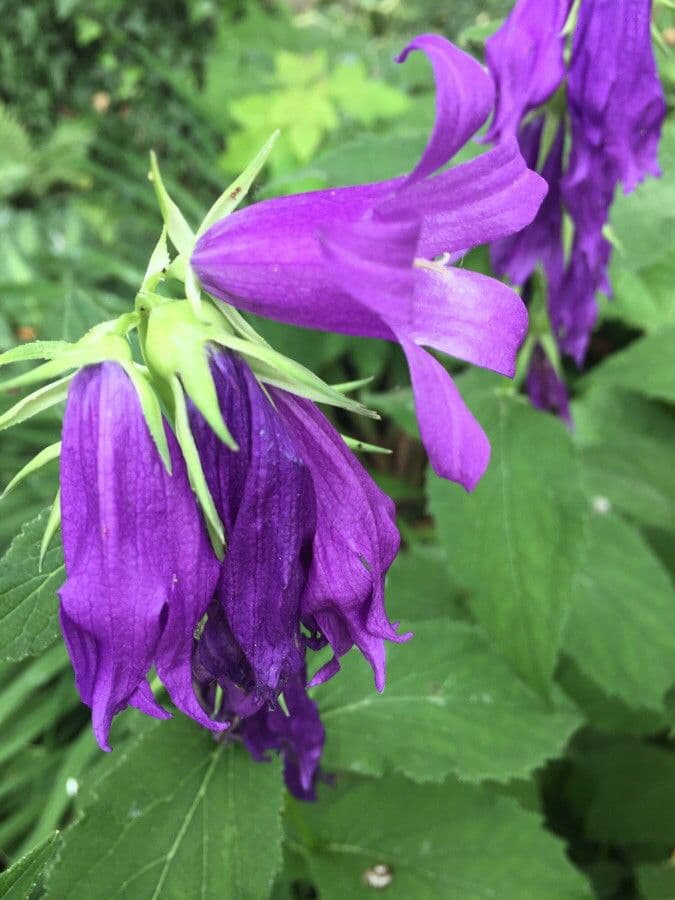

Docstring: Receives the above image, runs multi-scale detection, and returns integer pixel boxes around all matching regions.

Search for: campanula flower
[485,0,665,370]
[192,33,546,491]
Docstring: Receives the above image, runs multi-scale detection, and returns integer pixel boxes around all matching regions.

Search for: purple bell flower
[58,362,225,750]
[485,0,665,371]
[192,33,547,491]
[526,343,571,424]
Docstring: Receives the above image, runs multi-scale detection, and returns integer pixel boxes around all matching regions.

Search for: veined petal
[377,139,547,257]
[59,363,221,749]
[272,391,406,691]
[192,352,315,714]
[400,339,490,490]
[411,265,528,377]
[396,33,494,182]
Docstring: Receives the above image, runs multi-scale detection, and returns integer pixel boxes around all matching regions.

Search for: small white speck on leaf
[65,777,79,797]
[592,496,612,514]
[363,863,393,889]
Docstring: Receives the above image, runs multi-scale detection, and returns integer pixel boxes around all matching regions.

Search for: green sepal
[0,374,74,431]
[196,130,280,237]
[144,301,237,450]
[207,299,268,347]
[561,0,581,36]
[1,441,61,500]
[341,435,392,455]
[141,227,170,292]
[211,333,379,420]
[170,377,225,559]
[0,334,132,393]
[148,152,195,258]
[39,489,61,571]
[0,341,70,368]
[537,111,561,172]
[118,362,172,474]
[333,376,374,394]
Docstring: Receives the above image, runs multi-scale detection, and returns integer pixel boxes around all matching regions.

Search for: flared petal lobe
[484,0,571,143]
[271,391,407,691]
[192,352,316,716]
[243,668,325,801]
[59,363,221,750]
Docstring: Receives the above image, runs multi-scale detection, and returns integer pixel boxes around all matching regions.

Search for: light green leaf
[316,620,581,784]
[0,374,73,431]
[45,718,284,900]
[197,131,280,237]
[2,441,60,500]
[294,775,592,899]
[572,387,675,531]
[0,832,62,899]
[564,511,675,712]
[0,509,63,662]
[428,392,586,696]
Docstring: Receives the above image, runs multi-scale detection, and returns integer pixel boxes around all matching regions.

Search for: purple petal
[377,139,548,258]
[271,391,407,691]
[243,668,325,800]
[491,117,565,287]
[411,265,528,377]
[566,0,665,193]
[484,0,571,143]
[59,363,221,749]
[526,344,571,424]
[399,339,490,490]
[396,33,495,182]
[192,352,315,715]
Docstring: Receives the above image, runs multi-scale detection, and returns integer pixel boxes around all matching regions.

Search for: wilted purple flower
[58,362,225,750]
[485,0,665,372]
[192,33,546,491]
[484,0,571,143]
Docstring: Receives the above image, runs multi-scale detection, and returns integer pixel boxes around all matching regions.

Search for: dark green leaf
[317,620,581,783]
[293,776,592,899]
[564,511,675,712]
[0,509,63,662]
[45,718,284,900]
[428,392,586,695]
[582,326,675,405]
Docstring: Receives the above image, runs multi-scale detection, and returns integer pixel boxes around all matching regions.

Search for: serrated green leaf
[293,775,592,899]
[428,392,587,696]
[0,509,63,662]
[0,374,73,431]
[564,511,675,712]
[316,620,580,784]
[45,718,284,900]
[0,832,62,899]
[2,441,60,500]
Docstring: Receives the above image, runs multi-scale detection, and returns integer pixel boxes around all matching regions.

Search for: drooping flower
[191,33,546,491]
[484,0,571,143]
[58,361,224,750]
[485,0,665,373]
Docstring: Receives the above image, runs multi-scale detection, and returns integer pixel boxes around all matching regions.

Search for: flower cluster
[0,33,547,798]
[484,0,665,413]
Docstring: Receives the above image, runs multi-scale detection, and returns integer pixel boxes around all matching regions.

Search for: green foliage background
[0,1,674,898]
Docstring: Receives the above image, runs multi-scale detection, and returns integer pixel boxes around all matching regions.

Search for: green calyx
[1,134,379,560]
